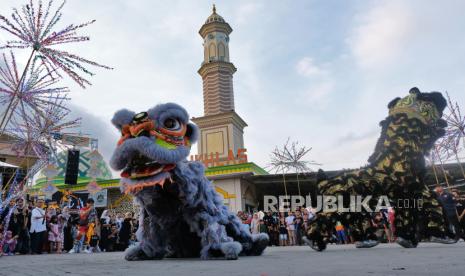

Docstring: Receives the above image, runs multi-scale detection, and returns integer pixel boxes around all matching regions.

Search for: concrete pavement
[1,242,464,276]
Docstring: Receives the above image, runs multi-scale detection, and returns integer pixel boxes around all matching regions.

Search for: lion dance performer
[69,198,97,253]
[304,87,456,251]
[110,103,268,260]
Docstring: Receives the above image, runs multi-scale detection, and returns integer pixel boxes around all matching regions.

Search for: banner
[61,134,91,147]
[90,189,108,207]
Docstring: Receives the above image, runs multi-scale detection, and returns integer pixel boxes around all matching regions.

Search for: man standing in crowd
[294,211,304,245]
[285,211,296,246]
[435,186,462,240]
[263,211,278,246]
[452,190,465,240]
[30,199,47,254]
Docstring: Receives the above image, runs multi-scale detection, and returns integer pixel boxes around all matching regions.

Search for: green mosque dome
[35,149,113,186]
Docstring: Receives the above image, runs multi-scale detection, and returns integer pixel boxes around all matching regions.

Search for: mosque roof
[205,4,225,24]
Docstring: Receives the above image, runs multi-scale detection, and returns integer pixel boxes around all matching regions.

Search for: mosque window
[209,43,216,59]
[218,43,225,59]
[204,47,208,61]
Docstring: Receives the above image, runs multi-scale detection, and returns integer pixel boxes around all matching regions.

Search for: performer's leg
[346,214,377,242]
[199,222,242,260]
[394,204,419,248]
[304,213,330,251]
[84,223,95,253]
[305,172,379,251]
[125,209,167,261]
[69,226,87,253]
[416,187,457,244]
[419,188,446,239]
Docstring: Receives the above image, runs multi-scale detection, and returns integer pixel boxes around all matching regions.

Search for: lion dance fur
[305,87,451,250]
[110,103,268,260]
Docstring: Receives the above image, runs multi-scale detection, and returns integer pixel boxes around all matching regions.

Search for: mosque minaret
[192,5,247,161]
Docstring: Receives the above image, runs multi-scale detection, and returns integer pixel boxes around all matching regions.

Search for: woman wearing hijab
[99,210,111,252]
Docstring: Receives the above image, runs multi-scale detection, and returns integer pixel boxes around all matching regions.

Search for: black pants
[295,228,303,245]
[460,218,465,240]
[445,215,462,239]
[30,231,46,254]
[15,229,30,254]
[100,226,110,251]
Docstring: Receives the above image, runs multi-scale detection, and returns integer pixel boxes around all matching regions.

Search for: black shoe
[429,236,457,244]
[396,237,417,248]
[355,240,379,248]
[303,236,326,252]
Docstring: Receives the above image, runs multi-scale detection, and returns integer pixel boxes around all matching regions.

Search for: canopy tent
[0,161,19,168]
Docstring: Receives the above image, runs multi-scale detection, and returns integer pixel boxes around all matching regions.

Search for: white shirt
[250,218,260,234]
[30,207,47,233]
[285,215,295,231]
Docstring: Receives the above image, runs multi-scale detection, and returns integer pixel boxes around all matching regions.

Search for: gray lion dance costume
[110,103,268,260]
[304,88,456,251]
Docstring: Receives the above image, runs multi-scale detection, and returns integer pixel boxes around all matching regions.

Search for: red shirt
[79,207,92,226]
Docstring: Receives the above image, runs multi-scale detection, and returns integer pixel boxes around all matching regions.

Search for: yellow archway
[215,186,236,199]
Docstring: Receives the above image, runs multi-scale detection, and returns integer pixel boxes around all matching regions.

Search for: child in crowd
[279,217,288,246]
[2,231,18,256]
[89,233,101,253]
[56,215,66,253]
[48,215,61,253]
[106,225,119,252]
[129,233,137,247]
[335,221,348,244]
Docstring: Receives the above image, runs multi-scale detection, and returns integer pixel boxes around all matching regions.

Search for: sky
[1,0,465,175]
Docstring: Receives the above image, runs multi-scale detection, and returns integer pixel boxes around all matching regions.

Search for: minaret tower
[192,5,247,162]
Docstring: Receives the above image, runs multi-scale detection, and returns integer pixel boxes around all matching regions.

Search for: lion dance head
[368,87,448,170]
[110,103,199,194]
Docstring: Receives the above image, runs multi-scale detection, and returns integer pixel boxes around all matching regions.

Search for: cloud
[235,2,263,26]
[304,81,334,106]
[334,129,379,146]
[346,1,414,69]
[317,136,376,169]
[295,57,334,107]
[67,104,119,176]
[296,57,327,77]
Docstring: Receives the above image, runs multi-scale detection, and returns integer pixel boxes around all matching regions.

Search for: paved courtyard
[1,242,464,276]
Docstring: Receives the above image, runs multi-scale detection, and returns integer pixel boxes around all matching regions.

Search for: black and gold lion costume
[304,87,455,251]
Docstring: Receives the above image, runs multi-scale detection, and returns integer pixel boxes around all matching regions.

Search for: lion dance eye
[163,118,181,130]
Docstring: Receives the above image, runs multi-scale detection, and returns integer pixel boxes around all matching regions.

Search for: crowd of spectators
[0,197,138,256]
[1,187,464,256]
[237,188,465,246]
[236,206,397,246]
